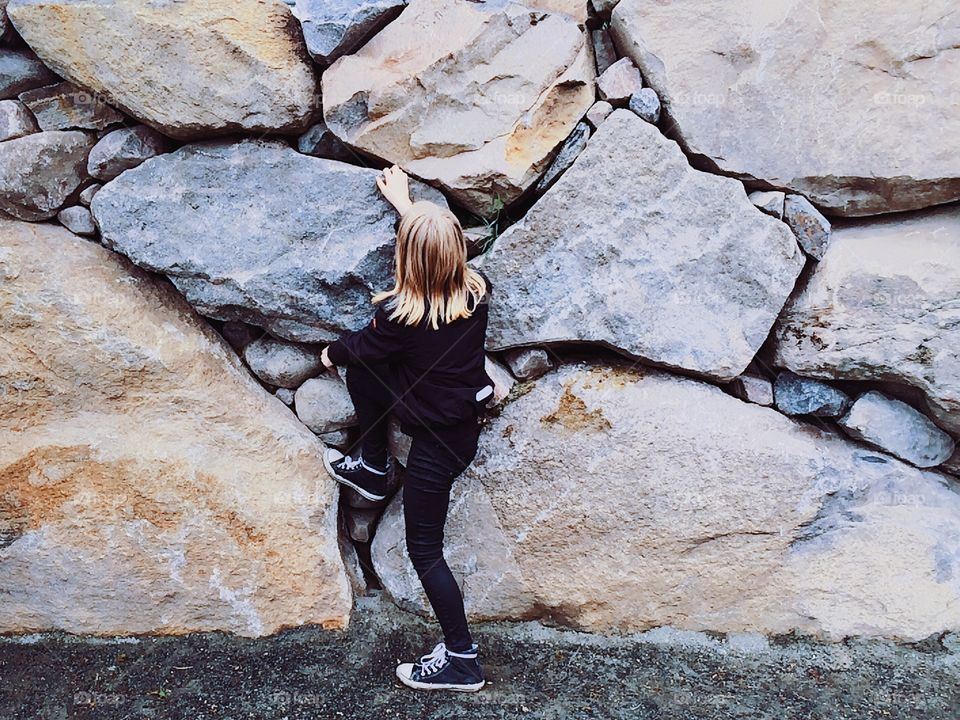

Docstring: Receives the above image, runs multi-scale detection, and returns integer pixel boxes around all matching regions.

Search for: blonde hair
[373,201,487,329]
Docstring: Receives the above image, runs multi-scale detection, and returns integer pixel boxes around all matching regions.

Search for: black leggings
[345,363,480,653]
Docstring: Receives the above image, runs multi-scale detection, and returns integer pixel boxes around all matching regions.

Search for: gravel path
[2,594,958,719]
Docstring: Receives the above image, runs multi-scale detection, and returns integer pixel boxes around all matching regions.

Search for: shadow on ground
[2,593,958,719]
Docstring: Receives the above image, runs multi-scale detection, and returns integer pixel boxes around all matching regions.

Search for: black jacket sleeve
[326,303,405,367]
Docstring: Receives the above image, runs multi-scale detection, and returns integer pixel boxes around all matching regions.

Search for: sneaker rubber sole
[322,448,387,502]
[395,663,485,692]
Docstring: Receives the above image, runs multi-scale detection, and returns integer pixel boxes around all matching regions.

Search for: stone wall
[0,0,958,641]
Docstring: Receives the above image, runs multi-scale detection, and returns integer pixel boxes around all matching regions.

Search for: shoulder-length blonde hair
[373,201,487,329]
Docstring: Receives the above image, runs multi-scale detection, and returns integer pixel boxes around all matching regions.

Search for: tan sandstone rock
[0,218,351,637]
[372,363,960,641]
[610,0,960,216]
[773,204,960,435]
[7,0,319,139]
[322,0,595,214]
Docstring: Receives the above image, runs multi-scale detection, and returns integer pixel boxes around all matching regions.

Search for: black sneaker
[395,642,485,692]
[323,448,388,501]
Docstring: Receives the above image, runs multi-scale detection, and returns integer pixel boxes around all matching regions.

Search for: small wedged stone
[597,57,643,105]
[783,194,831,260]
[0,129,95,220]
[87,124,167,182]
[591,27,617,75]
[18,81,124,131]
[585,100,614,129]
[774,371,851,418]
[294,374,358,434]
[243,337,324,389]
[728,374,774,407]
[838,391,956,469]
[0,99,38,141]
[77,182,101,206]
[628,87,660,124]
[749,190,785,219]
[503,348,554,381]
[296,120,353,162]
[56,204,95,236]
[484,355,515,408]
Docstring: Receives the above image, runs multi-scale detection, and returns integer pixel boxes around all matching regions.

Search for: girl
[320,165,493,693]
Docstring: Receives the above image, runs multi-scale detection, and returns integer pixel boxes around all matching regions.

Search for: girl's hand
[320,345,335,370]
[377,165,413,215]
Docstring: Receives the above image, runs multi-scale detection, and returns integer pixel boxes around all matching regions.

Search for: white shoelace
[417,642,449,676]
[340,455,363,471]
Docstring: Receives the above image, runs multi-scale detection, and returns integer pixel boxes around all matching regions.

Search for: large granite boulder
[610,0,960,216]
[286,0,406,67]
[372,363,960,641]
[0,129,95,220]
[7,0,319,139]
[476,110,804,381]
[91,139,444,342]
[322,0,594,214]
[0,218,352,637]
[773,204,960,435]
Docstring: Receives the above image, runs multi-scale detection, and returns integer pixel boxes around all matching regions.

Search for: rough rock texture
[0,218,352,637]
[484,355,516,408]
[839,391,956,469]
[296,120,353,162]
[773,204,960,434]
[242,337,324,389]
[610,0,960,216]
[591,27,617,75]
[87,125,167,182]
[91,139,445,342]
[18,80,125,131]
[504,347,554,381]
[773,371,851,418]
[729,374,774,407]
[477,110,804,381]
[783,194,831,260]
[7,0,319,139]
[295,375,358,435]
[0,47,57,99]
[527,0,587,23]
[749,190,785,219]
[628,87,661,124]
[322,0,595,214]
[56,204,95,236]
[77,182,101,206]
[585,100,613,129]
[0,99,38,141]
[372,363,960,640]
[533,121,589,194]
[0,129,94,220]
[596,57,642,105]
[287,0,406,66]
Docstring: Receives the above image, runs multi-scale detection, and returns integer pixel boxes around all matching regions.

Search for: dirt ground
[1,593,958,720]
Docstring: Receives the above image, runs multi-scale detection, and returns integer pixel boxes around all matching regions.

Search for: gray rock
[728,374,774,407]
[773,371,850,418]
[503,348,554,381]
[839,391,956,469]
[17,81,124,131]
[0,99,38,141]
[77,182,101,207]
[476,110,804,381]
[596,57,643,105]
[91,139,445,342]
[748,190,785,219]
[220,321,262,352]
[273,387,295,406]
[783,194,831,260]
[56,204,95,236]
[296,120,353,162]
[318,429,353,451]
[627,87,660,124]
[87,125,167,182]
[243,336,324,389]
[0,48,57,99]
[345,507,382,544]
[372,362,960,640]
[8,0,319,140]
[773,204,960,436]
[294,374,358,434]
[533,121,590,194]
[387,416,412,467]
[584,100,613,129]
[610,0,960,216]
[590,0,621,17]
[286,0,406,66]
[0,129,94,220]
[942,449,960,478]
[591,27,617,75]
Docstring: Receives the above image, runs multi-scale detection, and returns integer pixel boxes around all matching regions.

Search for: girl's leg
[402,431,479,652]
[344,363,394,468]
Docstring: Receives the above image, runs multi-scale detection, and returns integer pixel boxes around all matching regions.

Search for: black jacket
[327,278,494,438]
